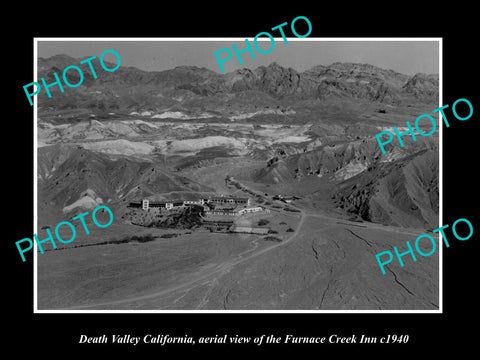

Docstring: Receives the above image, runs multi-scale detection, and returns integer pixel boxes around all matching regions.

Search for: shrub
[257,219,270,226]
[263,236,282,242]
[286,228,295,232]
[136,234,157,242]
[160,233,179,239]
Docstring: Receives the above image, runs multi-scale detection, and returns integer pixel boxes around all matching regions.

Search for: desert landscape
[36,48,439,310]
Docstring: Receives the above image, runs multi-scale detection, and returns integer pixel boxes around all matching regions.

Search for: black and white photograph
[6,6,478,355]
[35,39,440,311]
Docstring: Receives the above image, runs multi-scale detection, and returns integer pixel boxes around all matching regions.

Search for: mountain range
[37,55,438,120]
[37,55,439,230]
[36,53,440,310]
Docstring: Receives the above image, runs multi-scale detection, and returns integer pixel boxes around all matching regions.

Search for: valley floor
[37,202,438,310]
[36,116,439,311]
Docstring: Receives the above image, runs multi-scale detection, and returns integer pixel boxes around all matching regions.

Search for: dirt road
[65,209,307,310]
[64,179,433,310]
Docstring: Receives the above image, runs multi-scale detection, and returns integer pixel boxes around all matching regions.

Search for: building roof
[137,196,249,205]
[208,196,248,201]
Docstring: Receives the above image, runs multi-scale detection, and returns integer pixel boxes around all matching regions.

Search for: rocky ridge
[37,56,438,118]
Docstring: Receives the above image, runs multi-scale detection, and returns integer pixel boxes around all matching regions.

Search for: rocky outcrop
[333,149,439,228]
[402,73,439,101]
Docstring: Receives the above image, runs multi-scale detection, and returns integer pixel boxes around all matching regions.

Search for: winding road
[64,179,428,310]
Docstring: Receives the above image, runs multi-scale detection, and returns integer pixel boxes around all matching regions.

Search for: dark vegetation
[263,236,282,242]
[41,233,185,252]
[129,205,204,229]
[152,205,204,229]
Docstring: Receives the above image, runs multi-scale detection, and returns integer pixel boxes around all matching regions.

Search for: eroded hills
[36,57,439,310]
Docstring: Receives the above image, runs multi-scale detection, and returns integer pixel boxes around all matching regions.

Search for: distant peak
[255,62,291,73]
[39,53,77,62]
[174,65,200,70]
[330,62,375,69]
[173,65,213,72]
[268,62,281,67]
[412,72,438,79]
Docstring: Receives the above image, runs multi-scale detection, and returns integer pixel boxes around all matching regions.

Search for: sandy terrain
[37,208,437,310]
